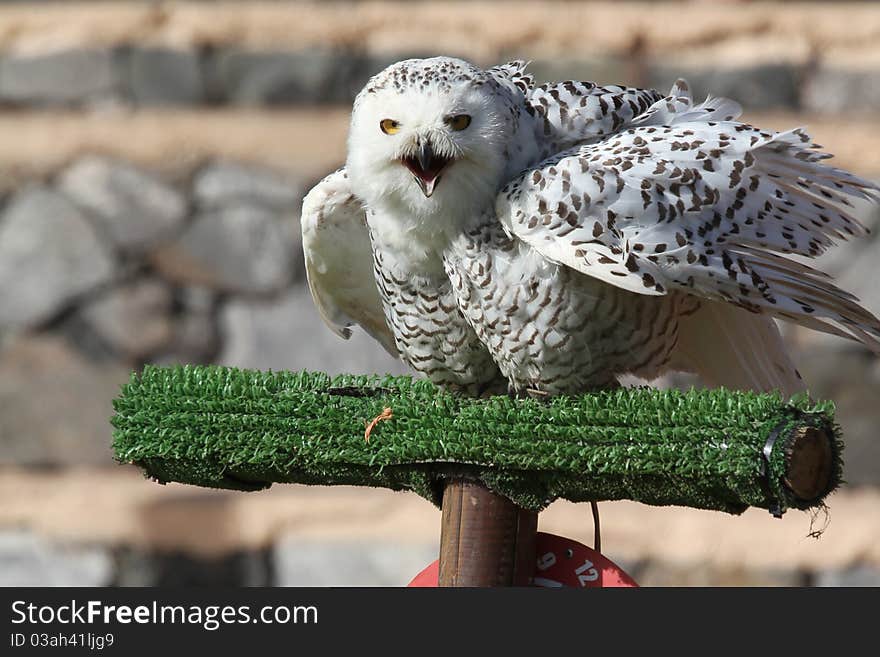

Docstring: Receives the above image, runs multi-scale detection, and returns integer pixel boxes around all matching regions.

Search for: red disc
[408,532,638,587]
[408,560,439,587]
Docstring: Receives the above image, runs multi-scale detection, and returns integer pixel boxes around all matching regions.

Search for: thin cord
[590,500,601,553]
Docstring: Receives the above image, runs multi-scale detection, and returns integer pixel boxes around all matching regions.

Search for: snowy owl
[302,57,880,397]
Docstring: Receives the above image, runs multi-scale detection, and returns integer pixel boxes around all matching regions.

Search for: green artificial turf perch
[112,365,842,515]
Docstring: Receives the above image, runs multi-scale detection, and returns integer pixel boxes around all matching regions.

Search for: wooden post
[438,479,538,587]
[783,425,835,500]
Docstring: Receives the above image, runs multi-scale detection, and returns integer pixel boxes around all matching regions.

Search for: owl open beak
[402,140,451,198]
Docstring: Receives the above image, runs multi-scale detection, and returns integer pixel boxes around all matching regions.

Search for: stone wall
[0,1,878,114]
[0,154,407,466]
[2,1,880,587]
[3,470,880,587]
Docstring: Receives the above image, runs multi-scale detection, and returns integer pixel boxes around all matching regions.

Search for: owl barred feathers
[302,57,880,397]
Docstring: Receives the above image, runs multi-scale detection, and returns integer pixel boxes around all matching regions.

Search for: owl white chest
[367,223,505,395]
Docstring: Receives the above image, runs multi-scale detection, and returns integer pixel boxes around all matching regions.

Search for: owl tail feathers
[632,78,743,127]
[670,299,807,398]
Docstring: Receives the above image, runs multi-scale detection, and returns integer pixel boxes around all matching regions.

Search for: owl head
[346,57,535,232]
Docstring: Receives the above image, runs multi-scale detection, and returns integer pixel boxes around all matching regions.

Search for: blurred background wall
[1,0,879,586]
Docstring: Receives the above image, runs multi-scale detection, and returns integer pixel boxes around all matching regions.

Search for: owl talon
[508,387,550,401]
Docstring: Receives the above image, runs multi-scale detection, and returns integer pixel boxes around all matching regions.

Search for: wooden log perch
[112,367,846,587]
[439,479,538,587]
[781,425,835,502]
[112,366,844,517]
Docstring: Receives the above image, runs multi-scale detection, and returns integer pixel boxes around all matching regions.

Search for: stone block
[273,538,437,586]
[152,202,294,294]
[114,548,270,586]
[804,68,880,114]
[217,287,408,375]
[125,47,205,105]
[814,565,880,587]
[648,64,800,111]
[0,531,113,586]
[524,56,632,87]
[211,49,361,105]
[635,560,806,587]
[193,161,303,210]
[149,286,220,365]
[80,278,174,360]
[0,336,130,465]
[58,155,187,253]
[0,49,118,106]
[0,186,115,329]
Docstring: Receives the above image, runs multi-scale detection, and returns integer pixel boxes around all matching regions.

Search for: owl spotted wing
[528,81,663,155]
[488,60,663,155]
[301,168,398,356]
[496,81,880,352]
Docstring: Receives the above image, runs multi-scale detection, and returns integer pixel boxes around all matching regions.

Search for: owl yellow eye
[380,119,400,135]
[446,114,472,131]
